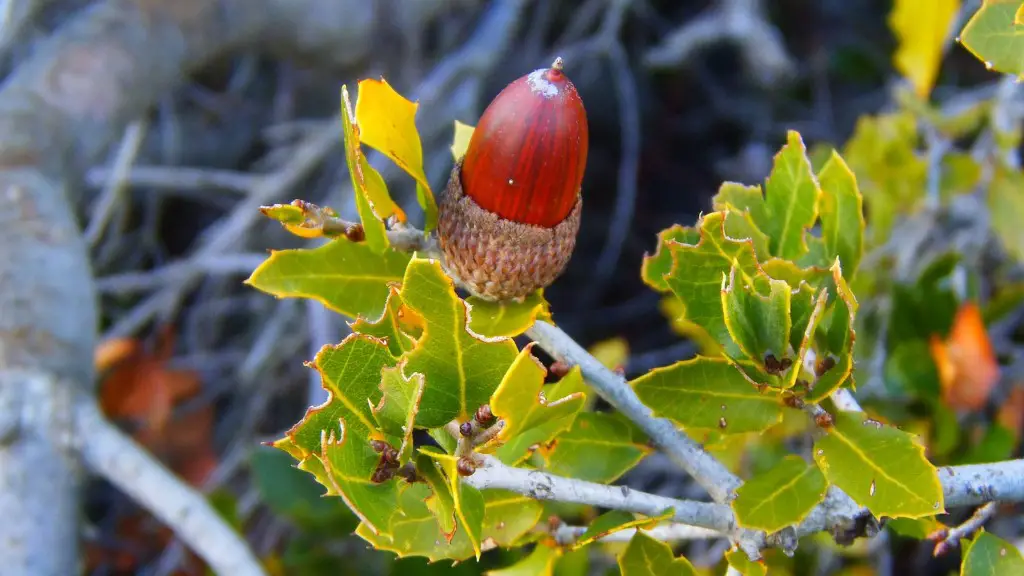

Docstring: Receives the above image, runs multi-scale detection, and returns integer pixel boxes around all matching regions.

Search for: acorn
[438,57,588,301]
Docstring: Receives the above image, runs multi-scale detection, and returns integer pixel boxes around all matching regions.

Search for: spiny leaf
[569,509,674,551]
[763,131,821,260]
[813,411,944,518]
[245,238,410,321]
[632,357,785,433]
[785,287,828,390]
[278,334,396,458]
[817,152,865,280]
[807,261,858,402]
[451,120,475,161]
[494,367,588,465]
[539,412,651,483]
[485,344,586,454]
[415,451,457,541]
[722,266,792,367]
[349,286,417,356]
[399,258,519,427]
[354,77,438,232]
[726,547,767,576]
[618,531,697,576]
[641,225,700,292]
[341,85,396,252]
[419,449,486,559]
[889,0,960,99]
[731,455,828,532]
[371,365,425,464]
[482,490,544,548]
[320,422,399,536]
[960,0,1024,77]
[961,531,1024,576]
[467,290,553,338]
[487,543,560,576]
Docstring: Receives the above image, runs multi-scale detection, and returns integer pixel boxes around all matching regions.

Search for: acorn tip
[551,57,564,71]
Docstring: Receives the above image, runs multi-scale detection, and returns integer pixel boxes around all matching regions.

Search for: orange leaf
[929,302,1000,412]
[94,337,141,373]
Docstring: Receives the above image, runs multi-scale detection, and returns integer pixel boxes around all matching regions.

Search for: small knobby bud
[397,463,419,483]
[459,421,474,437]
[475,404,495,426]
[382,447,400,464]
[815,411,835,429]
[782,392,805,410]
[370,439,388,453]
[765,354,793,375]
[345,223,366,242]
[548,361,571,378]
[815,355,837,377]
[456,456,476,477]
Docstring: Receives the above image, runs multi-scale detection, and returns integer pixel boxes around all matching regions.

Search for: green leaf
[618,531,697,576]
[246,238,411,321]
[486,345,586,452]
[349,286,418,356]
[419,449,487,559]
[817,152,865,280]
[731,455,828,532]
[787,287,828,390]
[341,85,394,252]
[722,267,792,365]
[886,516,943,540]
[415,451,457,541]
[960,0,1024,78]
[487,544,560,576]
[988,166,1024,261]
[371,366,425,464]
[354,78,438,232]
[813,411,944,518]
[763,131,821,260]
[250,446,355,531]
[808,261,859,401]
[642,225,699,292]
[663,211,769,356]
[279,334,396,459]
[540,412,651,483]
[961,531,1024,576]
[570,509,674,551]
[726,548,767,576]
[320,416,399,536]
[467,290,553,338]
[494,367,588,465]
[399,258,519,427]
[632,357,785,433]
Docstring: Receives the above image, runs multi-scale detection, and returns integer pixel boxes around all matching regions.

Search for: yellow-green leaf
[961,0,1024,77]
[415,451,457,541]
[451,120,476,161]
[807,260,858,402]
[618,531,697,576]
[354,78,438,232]
[486,344,585,453]
[632,357,784,433]
[763,131,821,260]
[399,258,519,427]
[731,455,828,532]
[569,509,674,551]
[494,367,588,464]
[641,225,700,292]
[419,449,487,559]
[341,85,397,252]
[349,286,417,356]
[371,365,424,464]
[813,411,944,518]
[488,543,560,576]
[817,152,865,280]
[722,266,792,366]
[540,412,650,483]
[961,531,1024,575]
[468,290,553,338]
[889,0,960,98]
[245,238,410,321]
[319,419,399,536]
[726,547,767,576]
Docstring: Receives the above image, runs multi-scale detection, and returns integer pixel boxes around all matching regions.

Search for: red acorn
[438,57,588,301]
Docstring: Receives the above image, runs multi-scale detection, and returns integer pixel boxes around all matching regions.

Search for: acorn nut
[438,57,588,301]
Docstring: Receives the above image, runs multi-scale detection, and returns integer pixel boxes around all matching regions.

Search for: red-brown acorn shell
[460,58,588,228]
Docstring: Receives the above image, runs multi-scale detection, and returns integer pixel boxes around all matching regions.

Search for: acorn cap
[438,159,581,301]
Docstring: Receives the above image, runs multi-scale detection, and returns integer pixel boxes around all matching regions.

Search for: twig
[85,164,258,194]
[75,396,265,576]
[525,320,741,503]
[929,501,999,556]
[553,522,722,545]
[95,253,269,295]
[85,118,151,246]
[464,454,736,534]
[830,389,863,413]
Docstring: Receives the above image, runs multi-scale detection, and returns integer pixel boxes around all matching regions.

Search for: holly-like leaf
[632,357,784,433]
[415,451,457,541]
[722,266,792,366]
[961,531,1024,575]
[960,0,1024,77]
[354,78,438,232]
[569,509,674,551]
[731,455,828,532]
[419,449,487,559]
[618,531,697,576]
[246,238,411,321]
[763,131,821,260]
[817,152,865,280]
[451,120,475,161]
[539,412,651,483]
[488,543,560,576]
[467,290,553,338]
[486,344,586,451]
[371,365,425,464]
[341,85,399,252]
[726,548,767,576]
[813,411,944,518]
[349,286,417,356]
[889,0,960,99]
[494,367,588,465]
[399,258,519,427]
[320,422,399,536]
[807,261,857,402]
[641,225,700,292]
[277,334,396,459]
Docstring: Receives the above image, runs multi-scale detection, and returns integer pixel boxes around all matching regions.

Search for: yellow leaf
[888,0,960,99]
[354,78,438,232]
[451,120,476,161]
[588,337,629,372]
